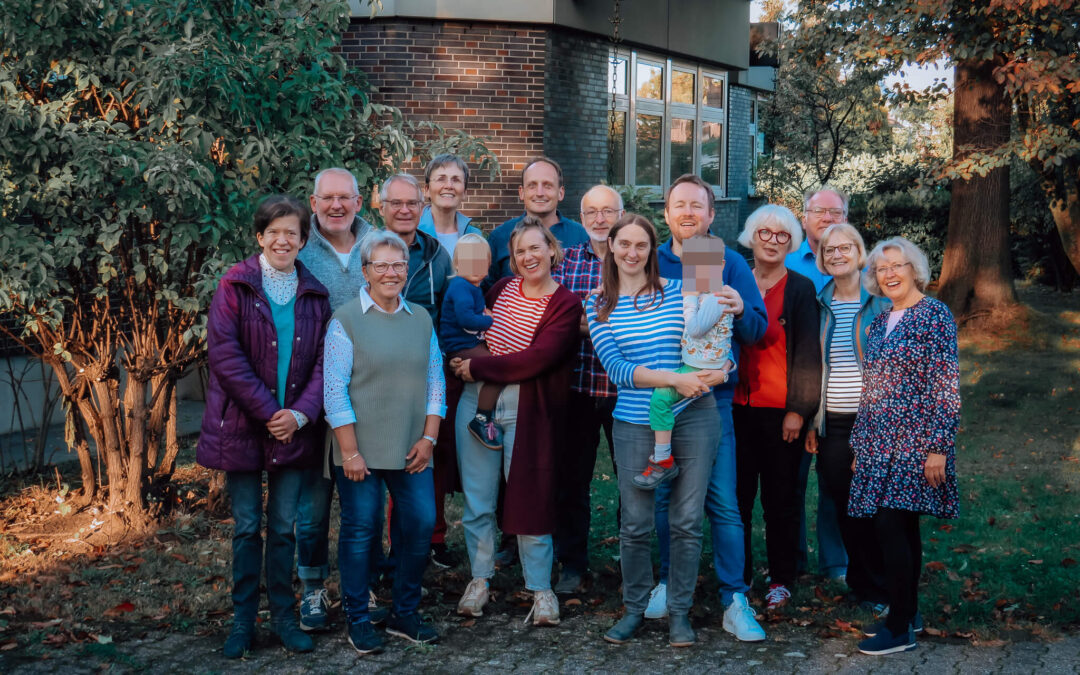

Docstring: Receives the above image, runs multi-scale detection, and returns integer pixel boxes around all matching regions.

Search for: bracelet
[422,435,437,446]
[343,452,360,463]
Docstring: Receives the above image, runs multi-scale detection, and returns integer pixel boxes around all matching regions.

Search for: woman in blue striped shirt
[587,215,726,648]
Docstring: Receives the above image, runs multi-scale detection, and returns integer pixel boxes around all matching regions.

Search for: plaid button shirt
[552,242,616,397]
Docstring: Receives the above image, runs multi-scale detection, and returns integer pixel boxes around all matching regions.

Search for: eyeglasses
[874,262,912,276]
[757,229,791,245]
[314,194,358,204]
[823,243,854,257]
[808,207,844,217]
[385,199,423,211]
[365,261,408,274]
[582,208,622,220]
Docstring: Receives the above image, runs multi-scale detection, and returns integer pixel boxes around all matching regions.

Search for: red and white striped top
[485,277,553,356]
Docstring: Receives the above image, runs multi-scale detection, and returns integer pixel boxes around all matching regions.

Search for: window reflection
[636,62,663,100]
[701,121,723,185]
[670,119,694,179]
[635,114,662,185]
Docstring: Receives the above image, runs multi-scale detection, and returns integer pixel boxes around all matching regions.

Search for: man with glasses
[785,185,851,586]
[295,167,377,632]
[549,185,623,595]
[786,187,848,291]
[379,173,453,324]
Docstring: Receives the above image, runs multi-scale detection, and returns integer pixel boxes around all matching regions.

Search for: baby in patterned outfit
[635,235,734,490]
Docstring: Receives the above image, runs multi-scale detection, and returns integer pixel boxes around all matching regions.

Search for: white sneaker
[524,589,560,626]
[723,592,766,641]
[644,582,668,619]
[457,577,489,617]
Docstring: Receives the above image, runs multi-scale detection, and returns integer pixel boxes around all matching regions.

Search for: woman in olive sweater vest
[322,231,446,654]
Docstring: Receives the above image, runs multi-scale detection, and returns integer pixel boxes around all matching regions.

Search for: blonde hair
[452,233,491,273]
[815,223,867,274]
[507,216,564,275]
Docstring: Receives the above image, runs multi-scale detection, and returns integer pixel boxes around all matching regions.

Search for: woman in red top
[732,204,821,609]
[449,217,582,627]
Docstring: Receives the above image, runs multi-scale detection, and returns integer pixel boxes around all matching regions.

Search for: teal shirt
[269,296,296,407]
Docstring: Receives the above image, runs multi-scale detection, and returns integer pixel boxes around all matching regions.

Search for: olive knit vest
[329,301,432,471]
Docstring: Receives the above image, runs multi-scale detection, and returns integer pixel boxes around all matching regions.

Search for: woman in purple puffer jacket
[197,195,331,658]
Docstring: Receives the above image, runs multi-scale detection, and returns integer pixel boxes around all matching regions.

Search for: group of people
[196,154,961,660]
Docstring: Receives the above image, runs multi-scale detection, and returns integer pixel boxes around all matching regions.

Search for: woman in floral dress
[848,236,960,656]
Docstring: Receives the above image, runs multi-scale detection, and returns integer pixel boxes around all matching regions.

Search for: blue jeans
[656,397,749,605]
[456,382,554,591]
[227,469,304,625]
[616,396,718,615]
[335,465,434,623]
[797,451,849,577]
[296,468,332,583]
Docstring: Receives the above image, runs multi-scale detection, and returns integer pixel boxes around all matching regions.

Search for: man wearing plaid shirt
[550,184,624,595]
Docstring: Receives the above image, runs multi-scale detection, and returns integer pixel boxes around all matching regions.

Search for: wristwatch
[422,434,437,446]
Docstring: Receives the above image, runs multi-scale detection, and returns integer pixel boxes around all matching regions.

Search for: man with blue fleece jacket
[648,175,770,643]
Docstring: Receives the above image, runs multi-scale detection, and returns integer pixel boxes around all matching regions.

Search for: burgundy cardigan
[468,277,582,535]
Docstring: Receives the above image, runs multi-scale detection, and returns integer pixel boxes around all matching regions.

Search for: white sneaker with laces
[723,592,766,641]
[457,577,489,617]
[765,584,791,609]
[524,589,560,626]
[644,582,668,619]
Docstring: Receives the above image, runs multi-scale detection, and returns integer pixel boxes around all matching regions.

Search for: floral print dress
[848,296,961,519]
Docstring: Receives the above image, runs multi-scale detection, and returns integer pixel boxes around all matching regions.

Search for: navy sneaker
[468,413,504,451]
[299,587,329,631]
[385,612,439,645]
[272,620,314,653]
[223,621,254,659]
[863,611,923,637]
[347,621,384,655]
[857,625,916,655]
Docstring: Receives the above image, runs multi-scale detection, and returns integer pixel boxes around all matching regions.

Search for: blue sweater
[438,276,493,354]
[586,279,696,424]
[656,240,767,400]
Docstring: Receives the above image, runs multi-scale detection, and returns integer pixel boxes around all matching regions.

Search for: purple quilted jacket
[196,255,331,472]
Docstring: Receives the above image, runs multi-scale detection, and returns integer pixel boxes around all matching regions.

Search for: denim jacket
[813,279,891,436]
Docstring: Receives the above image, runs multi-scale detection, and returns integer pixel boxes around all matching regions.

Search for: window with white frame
[607,50,727,196]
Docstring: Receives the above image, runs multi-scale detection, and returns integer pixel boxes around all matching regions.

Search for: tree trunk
[1048,180,1080,277]
[937,58,1018,319]
[123,374,148,511]
[157,388,181,478]
[92,379,127,511]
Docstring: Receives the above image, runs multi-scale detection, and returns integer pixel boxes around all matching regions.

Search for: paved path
[4,605,1077,673]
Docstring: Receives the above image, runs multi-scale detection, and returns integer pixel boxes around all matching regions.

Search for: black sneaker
[223,621,254,659]
[468,413,504,450]
[272,620,314,653]
[385,612,439,645]
[347,621,384,655]
[430,543,460,570]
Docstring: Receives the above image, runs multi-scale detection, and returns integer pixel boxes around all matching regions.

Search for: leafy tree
[795,0,1080,319]
[757,5,892,198]
[0,0,494,526]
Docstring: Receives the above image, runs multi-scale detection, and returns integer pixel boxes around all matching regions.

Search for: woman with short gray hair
[848,236,960,655]
[732,203,820,610]
[322,229,447,653]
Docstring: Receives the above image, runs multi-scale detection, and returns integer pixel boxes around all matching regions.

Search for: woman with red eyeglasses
[731,204,821,611]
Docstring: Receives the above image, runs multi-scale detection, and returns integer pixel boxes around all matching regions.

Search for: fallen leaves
[103,601,136,617]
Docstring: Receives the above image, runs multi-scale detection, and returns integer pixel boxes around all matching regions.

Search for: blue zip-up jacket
[813,279,891,436]
[483,211,589,289]
[402,228,453,325]
[656,239,767,400]
[417,205,485,255]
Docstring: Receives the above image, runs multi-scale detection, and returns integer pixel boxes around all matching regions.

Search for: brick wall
[542,29,610,221]
[725,84,766,240]
[341,19,548,229]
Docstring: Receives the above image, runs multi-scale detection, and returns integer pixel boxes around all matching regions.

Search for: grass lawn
[0,286,1077,660]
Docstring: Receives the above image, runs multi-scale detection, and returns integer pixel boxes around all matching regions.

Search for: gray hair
[815,223,868,274]
[862,236,932,295]
[379,173,425,203]
[424,154,471,190]
[579,184,624,214]
[803,185,849,218]
[737,204,803,252]
[360,230,409,266]
[313,168,359,197]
